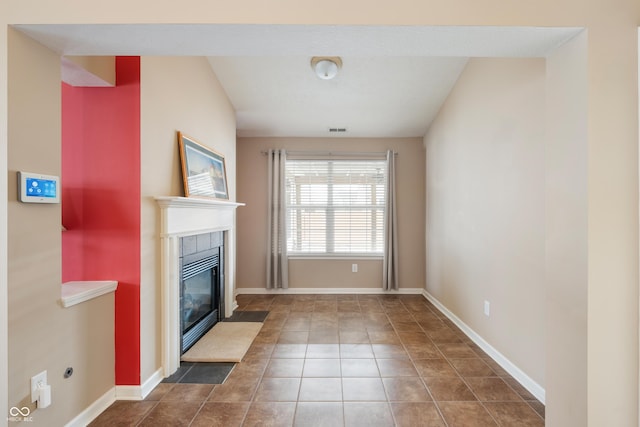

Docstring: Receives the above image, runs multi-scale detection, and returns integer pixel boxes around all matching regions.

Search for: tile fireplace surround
[156,196,244,377]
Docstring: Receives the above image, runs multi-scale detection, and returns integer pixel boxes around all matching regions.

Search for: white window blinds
[285,159,387,255]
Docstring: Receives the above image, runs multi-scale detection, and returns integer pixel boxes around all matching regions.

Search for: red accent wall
[62,57,141,385]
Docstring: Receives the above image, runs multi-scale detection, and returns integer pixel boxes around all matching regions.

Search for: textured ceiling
[16,24,581,138]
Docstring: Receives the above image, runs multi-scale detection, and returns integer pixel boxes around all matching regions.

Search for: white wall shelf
[61,281,118,308]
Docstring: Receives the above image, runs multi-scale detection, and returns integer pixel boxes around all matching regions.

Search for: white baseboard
[422,290,545,404]
[114,385,143,401]
[115,368,164,401]
[235,287,425,295]
[64,387,115,427]
[141,368,164,399]
[65,369,164,425]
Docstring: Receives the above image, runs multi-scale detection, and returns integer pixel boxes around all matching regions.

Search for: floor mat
[181,321,263,362]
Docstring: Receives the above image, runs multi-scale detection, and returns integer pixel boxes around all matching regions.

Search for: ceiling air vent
[329,128,347,133]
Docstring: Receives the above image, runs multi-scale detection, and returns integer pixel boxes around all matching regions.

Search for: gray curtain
[266,149,289,289]
[383,149,399,290]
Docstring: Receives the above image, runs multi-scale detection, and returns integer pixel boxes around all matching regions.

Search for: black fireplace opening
[180,231,225,354]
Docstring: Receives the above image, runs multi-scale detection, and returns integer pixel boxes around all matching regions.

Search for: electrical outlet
[352,263,358,273]
[31,370,47,403]
[484,300,490,317]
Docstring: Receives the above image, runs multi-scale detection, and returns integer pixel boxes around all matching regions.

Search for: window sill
[60,280,118,308]
[288,255,383,261]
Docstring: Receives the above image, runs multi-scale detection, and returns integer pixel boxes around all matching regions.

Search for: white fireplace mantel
[155,196,245,377]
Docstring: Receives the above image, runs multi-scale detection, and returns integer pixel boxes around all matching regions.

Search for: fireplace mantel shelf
[155,196,245,209]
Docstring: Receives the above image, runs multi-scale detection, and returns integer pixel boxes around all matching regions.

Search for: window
[285,158,386,256]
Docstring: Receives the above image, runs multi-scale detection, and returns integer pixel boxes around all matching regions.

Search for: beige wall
[583,26,639,427]
[8,29,115,426]
[237,137,425,291]
[424,58,546,386]
[2,0,639,425]
[62,56,115,87]
[139,56,236,382]
[2,0,638,26]
[1,0,9,422]
[545,32,588,426]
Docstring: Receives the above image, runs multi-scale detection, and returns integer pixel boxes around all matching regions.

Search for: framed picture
[178,132,229,200]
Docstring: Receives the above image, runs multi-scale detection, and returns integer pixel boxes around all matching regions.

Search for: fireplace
[180,231,224,353]
[156,196,244,377]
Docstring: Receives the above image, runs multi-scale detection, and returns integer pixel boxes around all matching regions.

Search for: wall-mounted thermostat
[18,171,60,204]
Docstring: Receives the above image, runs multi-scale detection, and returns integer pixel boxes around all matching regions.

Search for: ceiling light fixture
[311,56,342,80]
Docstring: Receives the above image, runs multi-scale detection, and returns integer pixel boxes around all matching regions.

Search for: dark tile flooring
[89,294,545,426]
[223,310,270,323]
[163,362,236,384]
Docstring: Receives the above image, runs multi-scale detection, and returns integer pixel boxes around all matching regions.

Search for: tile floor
[89,294,545,426]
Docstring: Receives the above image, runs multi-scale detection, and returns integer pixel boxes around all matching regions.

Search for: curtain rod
[260,150,397,156]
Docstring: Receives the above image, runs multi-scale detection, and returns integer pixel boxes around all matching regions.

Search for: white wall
[140,56,236,383]
[424,58,546,388]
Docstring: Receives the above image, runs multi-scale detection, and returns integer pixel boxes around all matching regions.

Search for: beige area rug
[181,322,263,363]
